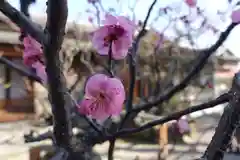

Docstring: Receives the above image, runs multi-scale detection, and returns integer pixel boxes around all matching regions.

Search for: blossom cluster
[23,36,47,83]
[22,0,240,122]
[78,14,135,120]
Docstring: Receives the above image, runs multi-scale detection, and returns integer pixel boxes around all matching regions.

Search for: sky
[6,0,240,57]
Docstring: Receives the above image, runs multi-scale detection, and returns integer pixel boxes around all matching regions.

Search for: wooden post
[134,79,140,103]
[29,147,41,160]
[158,123,168,160]
[144,78,149,97]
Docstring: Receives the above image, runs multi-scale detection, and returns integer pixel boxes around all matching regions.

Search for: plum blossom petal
[23,36,42,52]
[84,74,108,97]
[77,73,125,120]
[117,16,136,33]
[89,103,110,120]
[88,16,94,23]
[92,27,110,56]
[111,35,132,60]
[23,36,43,66]
[104,77,125,115]
[185,0,197,7]
[32,62,47,83]
[104,14,118,26]
[231,9,240,23]
[78,98,109,120]
[177,119,190,134]
[92,14,135,60]
[104,14,136,32]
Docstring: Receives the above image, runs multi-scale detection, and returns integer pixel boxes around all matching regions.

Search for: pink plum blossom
[231,9,240,23]
[32,62,47,83]
[88,16,94,23]
[23,36,43,66]
[77,74,125,120]
[185,0,197,7]
[92,14,136,60]
[177,119,190,134]
[23,36,46,83]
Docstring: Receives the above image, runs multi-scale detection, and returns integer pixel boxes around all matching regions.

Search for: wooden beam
[4,97,34,113]
[0,44,23,57]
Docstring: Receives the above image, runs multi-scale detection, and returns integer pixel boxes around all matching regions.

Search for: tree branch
[24,130,53,143]
[0,1,47,44]
[122,0,157,127]
[44,0,72,151]
[132,23,238,113]
[108,139,116,160]
[19,0,36,17]
[111,93,229,138]
[0,56,41,82]
[202,72,240,160]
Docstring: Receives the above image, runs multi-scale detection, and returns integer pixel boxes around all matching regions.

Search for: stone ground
[0,114,239,160]
[93,113,229,160]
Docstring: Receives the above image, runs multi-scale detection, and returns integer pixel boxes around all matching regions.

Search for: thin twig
[108,42,114,77]
[125,54,136,112]
[24,131,53,143]
[123,0,158,125]
[136,0,158,39]
[0,56,41,82]
[108,139,116,160]
[132,23,238,113]
[66,92,104,136]
[111,93,229,138]
[68,52,95,93]
[118,23,237,130]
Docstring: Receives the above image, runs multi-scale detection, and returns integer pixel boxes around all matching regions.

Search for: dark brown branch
[49,148,69,160]
[125,55,136,112]
[122,0,157,126]
[108,139,116,160]
[19,0,36,40]
[24,130,53,143]
[132,23,238,113]
[0,1,47,44]
[20,0,36,17]
[44,0,72,151]
[0,56,105,139]
[0,56,41,82]
[107,42,114,77]
[202,72,240,160]
[110,93,229,138]
[136,0,157,39]
[72,106,104,136]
